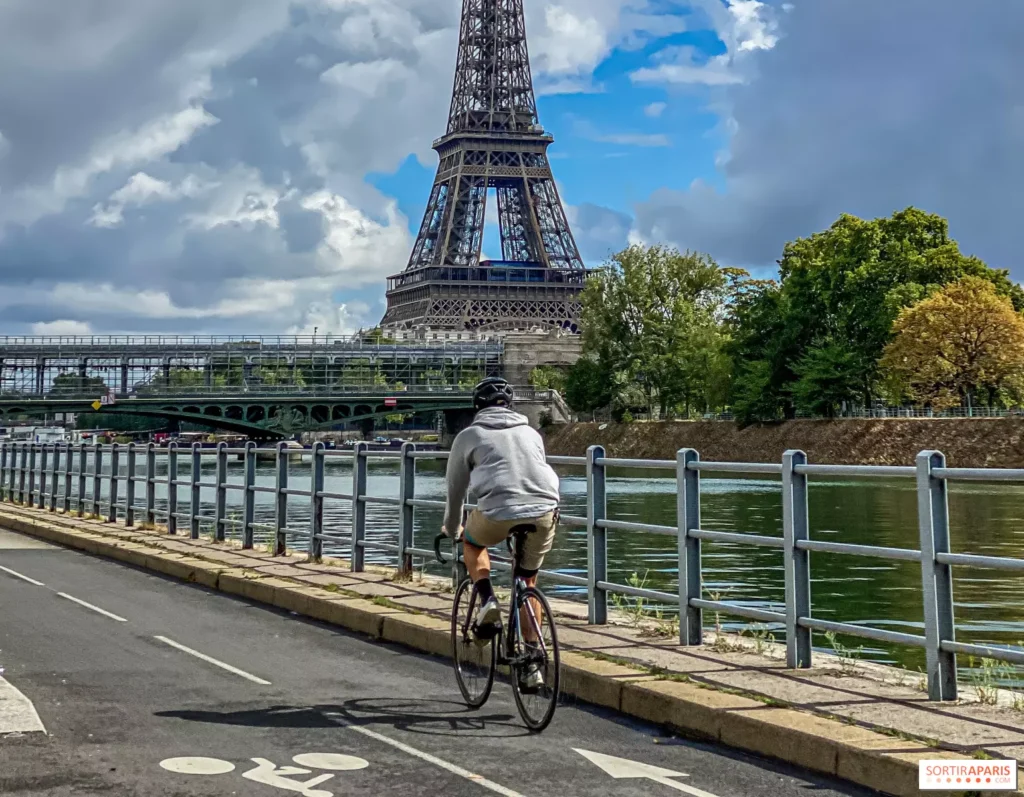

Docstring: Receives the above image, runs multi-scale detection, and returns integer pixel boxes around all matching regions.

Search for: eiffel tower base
[381,278,582,333]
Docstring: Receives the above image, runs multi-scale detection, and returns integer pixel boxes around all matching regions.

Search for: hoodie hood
[472,406,529,430]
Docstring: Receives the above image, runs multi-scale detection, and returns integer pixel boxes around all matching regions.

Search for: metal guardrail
[1,440,1023,703]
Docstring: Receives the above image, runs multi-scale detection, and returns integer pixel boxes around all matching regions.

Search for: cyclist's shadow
[156,698,532,739]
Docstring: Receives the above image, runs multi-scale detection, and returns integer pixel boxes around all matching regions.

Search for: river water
[125,456,1024,680]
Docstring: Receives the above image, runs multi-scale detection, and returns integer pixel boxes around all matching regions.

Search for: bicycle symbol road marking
[160,754,369,796]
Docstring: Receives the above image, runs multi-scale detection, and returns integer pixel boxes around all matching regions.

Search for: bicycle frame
[438,531,550,667]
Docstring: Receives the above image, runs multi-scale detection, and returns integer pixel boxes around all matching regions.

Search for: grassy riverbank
[543,418,1024,468]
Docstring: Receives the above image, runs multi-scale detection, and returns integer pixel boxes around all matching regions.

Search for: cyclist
[442,377,560,689]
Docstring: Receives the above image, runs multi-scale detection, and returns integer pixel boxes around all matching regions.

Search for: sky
[0,0,1021,338]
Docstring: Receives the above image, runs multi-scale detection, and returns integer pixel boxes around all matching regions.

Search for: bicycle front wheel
[510,586,560,732]
[451,578,496,708]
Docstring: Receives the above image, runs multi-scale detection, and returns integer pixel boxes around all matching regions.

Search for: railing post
[242,442,256,550]
[48,444,59,512]
[0,442,7,503]
[77,443,87,517]
[586,445,608,625]
[275,441,288,555]
[167,442,179,535]
[677,448,703,646]
[92,444,103,517]
[214,442,228,542]
[27,443,37,507]
[38,444,49,509]
[918,450,958,701]
[783,450,812,668]
[398,442,417,574]
[190,443,202,539]
[309,443,325,562]
[125,443,137,527]
[145,443,156,525]
[62,443,73,514]
[108,443,120,523]
[16,444,26,504]
[351,442,368,572]
[89,440,100,516]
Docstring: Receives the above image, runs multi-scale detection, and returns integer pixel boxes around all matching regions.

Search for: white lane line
[0,676,47,735]
[57,592,128,623]
[326,712,525,797]
[153,636,271,686]
[0,565,45,587]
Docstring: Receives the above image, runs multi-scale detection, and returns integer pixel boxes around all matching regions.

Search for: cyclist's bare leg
[463,542,490,584]
[519,574,544,645]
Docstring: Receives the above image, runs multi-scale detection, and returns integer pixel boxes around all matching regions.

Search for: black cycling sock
[475,577,494,603]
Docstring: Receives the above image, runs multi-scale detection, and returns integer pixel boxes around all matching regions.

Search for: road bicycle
[434,526,561,732]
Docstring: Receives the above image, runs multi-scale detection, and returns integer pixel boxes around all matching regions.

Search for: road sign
[384,398,398,407]
[574,749,722,797]
[91,401,103,411]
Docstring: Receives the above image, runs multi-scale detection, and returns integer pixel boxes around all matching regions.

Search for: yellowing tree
[881,277,1024,408]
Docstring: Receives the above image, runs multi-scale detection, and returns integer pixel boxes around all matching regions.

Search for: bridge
[0,335,573,438]
[0,335,502,438]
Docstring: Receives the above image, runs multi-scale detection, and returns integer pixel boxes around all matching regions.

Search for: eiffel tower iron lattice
[381,0,587,333]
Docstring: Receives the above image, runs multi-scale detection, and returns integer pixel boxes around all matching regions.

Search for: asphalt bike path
[0,528,874,797]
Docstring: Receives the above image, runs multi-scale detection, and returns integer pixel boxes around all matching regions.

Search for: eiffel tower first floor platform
[380,263,586,333]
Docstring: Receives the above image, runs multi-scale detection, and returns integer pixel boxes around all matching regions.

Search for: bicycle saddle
[509,523,537,534]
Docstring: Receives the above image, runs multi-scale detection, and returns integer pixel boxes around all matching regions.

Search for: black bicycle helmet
[473,377,515,411]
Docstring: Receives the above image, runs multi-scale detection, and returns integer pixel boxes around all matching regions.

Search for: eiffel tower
[381,0,587,334]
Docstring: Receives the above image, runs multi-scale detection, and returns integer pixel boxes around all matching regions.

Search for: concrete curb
[2,507,1007,797]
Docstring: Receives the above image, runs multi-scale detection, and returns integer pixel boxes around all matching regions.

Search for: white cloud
[631,0,779,88]
[287,300,372,336]
[90,171,210,228]
[644,102,667,118]
[30,320,94,336]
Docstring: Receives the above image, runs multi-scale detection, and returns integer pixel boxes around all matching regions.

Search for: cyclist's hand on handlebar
[442,525,463,540]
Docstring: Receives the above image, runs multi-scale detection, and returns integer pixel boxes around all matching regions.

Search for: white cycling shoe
[472,597,501,646]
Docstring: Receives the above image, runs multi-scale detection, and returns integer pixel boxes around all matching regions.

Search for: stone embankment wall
[543,418,1024,468]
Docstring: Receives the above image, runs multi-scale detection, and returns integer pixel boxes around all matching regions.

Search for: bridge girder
[0,395,474,439]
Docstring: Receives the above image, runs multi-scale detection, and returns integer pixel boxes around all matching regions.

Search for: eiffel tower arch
[381,0,588,334]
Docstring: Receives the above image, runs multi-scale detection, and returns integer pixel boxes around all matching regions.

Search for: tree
[729,207,1024,420]
[529,366,567,393]
[790,343,864,418]
[564,357,614,417]
[50,374,108,397]
[880,278,1024,409]
[581,245,732,417]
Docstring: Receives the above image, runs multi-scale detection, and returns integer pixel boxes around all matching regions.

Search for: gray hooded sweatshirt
[443,407,560,533]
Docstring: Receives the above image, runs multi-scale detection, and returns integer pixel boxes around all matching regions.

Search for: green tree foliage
[50,374,108,397]
[729,208,1023,421]
[564,356,614,417]
[528,365,567,392]
[580,245,733,418]
[789,343,864,418]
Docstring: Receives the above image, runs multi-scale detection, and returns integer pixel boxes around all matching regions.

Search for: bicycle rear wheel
[510,586,560,732]
[451,578,496,708]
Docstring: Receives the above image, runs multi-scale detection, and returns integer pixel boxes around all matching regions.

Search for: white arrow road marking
[325,712,525,797]
[154,637,271,686]
[0,676,46,736]
[0,565,45,586]
[57,592,127,622]
[575,749,723,797]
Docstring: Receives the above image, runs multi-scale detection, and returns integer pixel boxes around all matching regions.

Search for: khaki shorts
[463,509,558,573]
